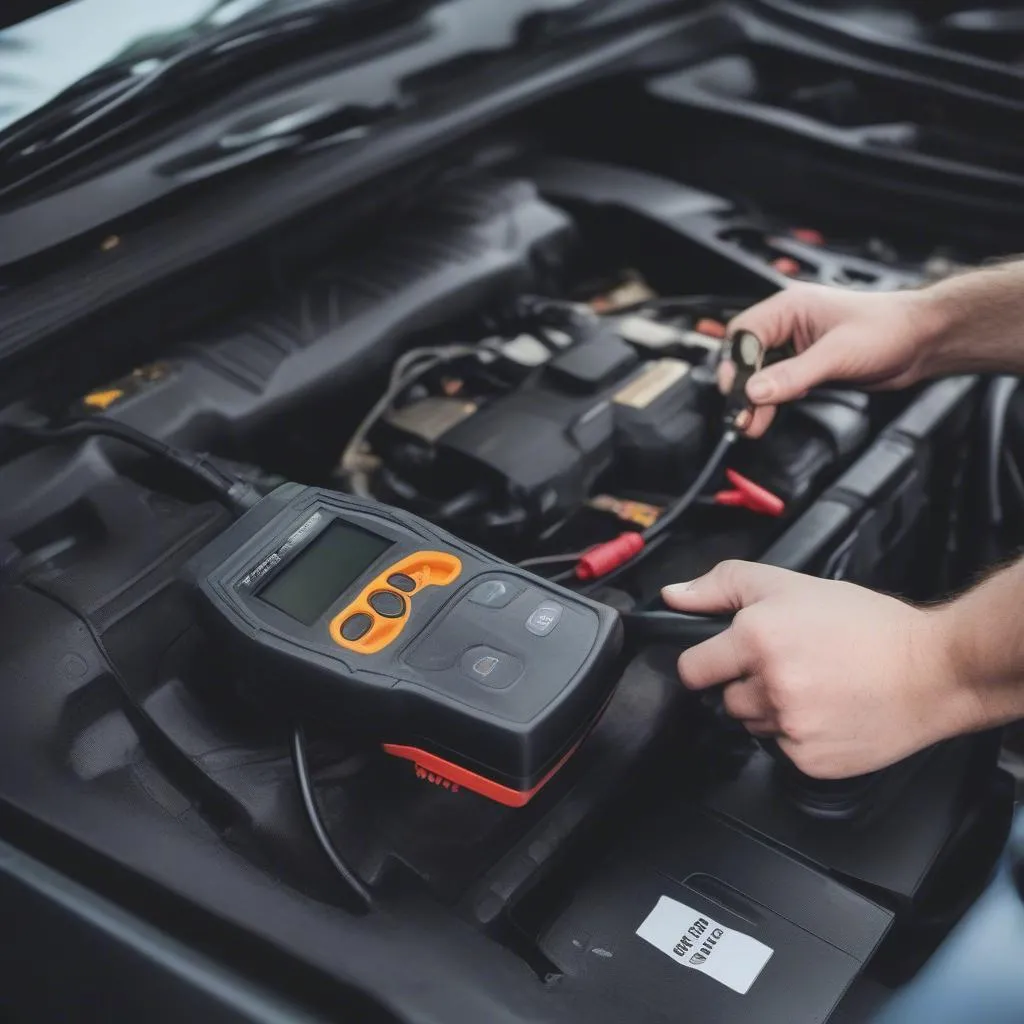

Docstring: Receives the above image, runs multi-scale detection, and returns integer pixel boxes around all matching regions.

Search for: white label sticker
[281,512,324,553]
[636,896,773,995]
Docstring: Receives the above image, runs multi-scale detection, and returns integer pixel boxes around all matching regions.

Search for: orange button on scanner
[329,551,461,655]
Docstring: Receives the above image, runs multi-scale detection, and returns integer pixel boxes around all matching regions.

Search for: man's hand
[726,283,938,438]
[662,561,982,779]
[727,259,1024,437]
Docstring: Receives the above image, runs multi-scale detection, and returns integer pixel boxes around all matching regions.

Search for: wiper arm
[0,0,428,194]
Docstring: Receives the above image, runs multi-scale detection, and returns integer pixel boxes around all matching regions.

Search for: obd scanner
[185,483,625,807]
[185,478,925,817]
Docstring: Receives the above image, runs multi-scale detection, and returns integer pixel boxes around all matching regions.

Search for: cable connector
[162,447,262,517]
[575,533,645,581]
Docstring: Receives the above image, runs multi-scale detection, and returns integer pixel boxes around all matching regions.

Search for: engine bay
[1,4,1022,1022]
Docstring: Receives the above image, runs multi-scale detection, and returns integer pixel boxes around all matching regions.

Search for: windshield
[1,0,325,134]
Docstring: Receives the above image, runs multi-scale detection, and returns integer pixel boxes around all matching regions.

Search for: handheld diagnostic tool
[184,484,624,807]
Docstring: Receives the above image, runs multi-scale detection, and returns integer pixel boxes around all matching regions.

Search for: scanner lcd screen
[258,520,393,626]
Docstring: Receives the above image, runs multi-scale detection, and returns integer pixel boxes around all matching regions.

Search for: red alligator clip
[575,533,646,581]
[714,470,785,517]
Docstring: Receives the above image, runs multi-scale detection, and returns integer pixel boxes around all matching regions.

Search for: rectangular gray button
[526,602,562,637]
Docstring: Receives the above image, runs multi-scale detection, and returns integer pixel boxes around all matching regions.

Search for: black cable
[7,417,375,904]
[2,417,260,517]
[291,724,373,911]
[8,416,376,905]
[518,550,587,570]
[642,432,737,544]
[579,430,738,592]
[526,432,738,590]
[558,327,756,588]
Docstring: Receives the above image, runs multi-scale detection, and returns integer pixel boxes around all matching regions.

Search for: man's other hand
[663,561,979,779]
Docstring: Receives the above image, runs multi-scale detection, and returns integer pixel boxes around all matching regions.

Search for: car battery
[539,807,893,1024]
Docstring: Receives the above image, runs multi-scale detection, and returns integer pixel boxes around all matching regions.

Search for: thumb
[662,560,801,614]
[745,335,840,406]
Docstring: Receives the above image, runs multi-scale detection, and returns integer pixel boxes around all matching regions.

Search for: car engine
[1,4,1022,1023]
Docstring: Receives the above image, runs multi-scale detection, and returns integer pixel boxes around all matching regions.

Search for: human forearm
[917,258,1024,378]
[932,558,1024,736]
